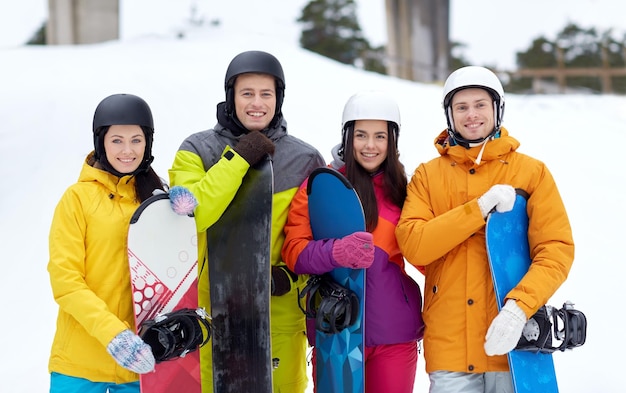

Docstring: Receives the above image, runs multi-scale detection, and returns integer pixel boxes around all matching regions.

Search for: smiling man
[169,50,325,393]
[396,66,574,393]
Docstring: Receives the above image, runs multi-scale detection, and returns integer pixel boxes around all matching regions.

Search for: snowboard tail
[206,157,274,393]
[307,167,366,393]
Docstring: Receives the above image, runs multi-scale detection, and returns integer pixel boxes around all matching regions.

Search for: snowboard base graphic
[307,167,366,393]
[127,192,200,393]
[486,192,558,393]
[206,157,274,393]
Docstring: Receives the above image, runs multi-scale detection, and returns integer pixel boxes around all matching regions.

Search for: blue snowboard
[307,167,366,393]
[486,192,558,393]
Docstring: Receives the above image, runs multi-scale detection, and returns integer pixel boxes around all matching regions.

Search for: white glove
[477,184,516,218]
[484,299,527,356]
[106,329,156,374]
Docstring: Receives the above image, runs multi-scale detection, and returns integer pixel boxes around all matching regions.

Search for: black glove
[271,266,296,296]
[233,131,275,166]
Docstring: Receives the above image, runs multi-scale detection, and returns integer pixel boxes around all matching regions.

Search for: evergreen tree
[298,0,385,74]
[449,41,470,72]
[27,22,46,45]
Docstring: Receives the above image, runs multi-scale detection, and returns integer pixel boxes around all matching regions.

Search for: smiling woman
[282,90,424,393]
[102,125,147,174]
[352,120,389,173]
[47,93,167,393]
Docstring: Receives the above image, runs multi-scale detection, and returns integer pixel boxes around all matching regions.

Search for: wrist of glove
[484,299,527,356]
[331,231,375,269]
[107,329,156,374]
[477,184,516,218]
[169,186,198,216]
[271,265,296,296]
[233,131,275,166]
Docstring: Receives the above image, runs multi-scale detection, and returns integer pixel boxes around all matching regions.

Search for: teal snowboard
[485,191,558,393]
[206,157,273,393]
[307,167,366,393]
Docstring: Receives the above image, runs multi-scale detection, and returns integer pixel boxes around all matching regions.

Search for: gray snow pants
[429,371,514,393]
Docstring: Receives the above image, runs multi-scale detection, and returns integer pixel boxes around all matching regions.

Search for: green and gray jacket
[169,116,325,334]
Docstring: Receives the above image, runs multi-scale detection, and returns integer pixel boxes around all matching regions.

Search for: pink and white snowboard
[127,192,200,393]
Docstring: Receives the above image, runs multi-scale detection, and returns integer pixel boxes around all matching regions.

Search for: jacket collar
[435,127,520,166]
[215,101,286,141]
[79,152,137,199]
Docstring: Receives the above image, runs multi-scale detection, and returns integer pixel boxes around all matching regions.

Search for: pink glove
[332,231,374,269]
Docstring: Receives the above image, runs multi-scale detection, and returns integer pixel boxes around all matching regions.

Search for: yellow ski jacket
[48,153,140,383]
[396,128,574,374]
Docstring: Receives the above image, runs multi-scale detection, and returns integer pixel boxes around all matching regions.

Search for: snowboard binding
[139,308,212,363]
[516,301,587,353]
[298,274,360,334]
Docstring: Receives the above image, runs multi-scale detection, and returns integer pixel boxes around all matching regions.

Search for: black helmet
[92,94,155,175]
[93,93,154,132]
[223,51,285,128]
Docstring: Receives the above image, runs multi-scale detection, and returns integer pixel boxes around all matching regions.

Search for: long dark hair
[343,122,407,231]
[134,167,166,202]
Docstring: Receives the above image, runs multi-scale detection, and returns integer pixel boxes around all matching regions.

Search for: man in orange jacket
[396,66,574,393]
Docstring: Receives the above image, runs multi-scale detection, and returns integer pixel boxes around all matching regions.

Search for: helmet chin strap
[474,137,490,165]
[449,128,498,165]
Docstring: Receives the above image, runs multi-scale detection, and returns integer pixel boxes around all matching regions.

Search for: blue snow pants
[50,372,139,393]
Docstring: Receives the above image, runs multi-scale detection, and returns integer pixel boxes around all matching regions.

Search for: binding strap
[139,308,212,363]
[298,274,359,335]
[516,302,587,354]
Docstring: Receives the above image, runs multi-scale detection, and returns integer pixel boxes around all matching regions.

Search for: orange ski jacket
[396,128,574,373]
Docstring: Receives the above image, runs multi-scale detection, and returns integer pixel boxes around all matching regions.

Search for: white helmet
[442,66,505,148]
[340,91,401,157]
[342,90,401,128]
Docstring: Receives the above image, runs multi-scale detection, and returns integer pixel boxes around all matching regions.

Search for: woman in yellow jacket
[48,94,166,392]
[396,66,574,393]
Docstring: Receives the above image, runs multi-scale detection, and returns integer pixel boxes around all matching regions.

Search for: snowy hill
[1,3,624,392]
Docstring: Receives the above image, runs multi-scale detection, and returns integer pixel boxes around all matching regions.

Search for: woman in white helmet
[396,66,574,392]
[283,91,424,393]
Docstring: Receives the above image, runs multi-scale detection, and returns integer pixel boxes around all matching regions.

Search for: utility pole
[385,0,449,83]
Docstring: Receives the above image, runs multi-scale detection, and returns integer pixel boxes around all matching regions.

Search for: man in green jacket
[169,50,325,393]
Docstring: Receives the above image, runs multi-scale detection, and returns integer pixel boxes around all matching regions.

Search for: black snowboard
[206,156,274,393]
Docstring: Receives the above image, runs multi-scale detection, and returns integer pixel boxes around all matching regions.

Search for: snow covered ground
[0,1,624,392]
